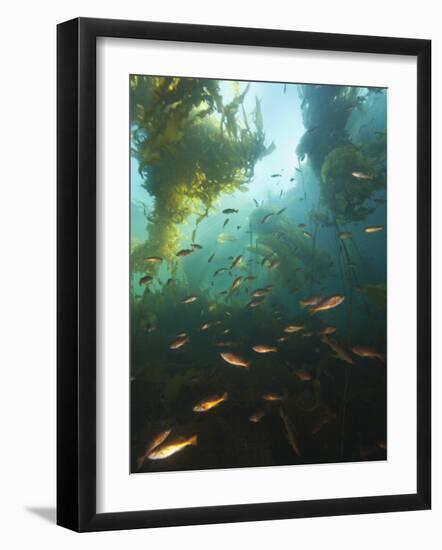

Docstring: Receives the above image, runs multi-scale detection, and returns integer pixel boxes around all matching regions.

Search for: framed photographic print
[57,18,431,531]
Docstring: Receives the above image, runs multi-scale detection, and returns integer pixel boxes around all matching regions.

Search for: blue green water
[130,77,387,472]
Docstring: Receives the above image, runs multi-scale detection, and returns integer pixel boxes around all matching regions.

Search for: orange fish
[364,226,384,233]
[252,287,272,297]
[249,408,266,423]
[247,298,265,308]
[169,335,189,349]
[220,352,250,368]
[284,325,304,333]
[181,295,198,304]
[147,435,197,460]
[193,392,228,412]
[137,428,172,468]
[231,255,243,268]
[230,277,243,291]
[263,392,284,401]
[294,369,312,382]
[351,346,385,362]
[252,345,278,353]
[352,171,373,180]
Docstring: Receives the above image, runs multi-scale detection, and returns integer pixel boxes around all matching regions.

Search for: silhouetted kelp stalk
[279,405,301,457]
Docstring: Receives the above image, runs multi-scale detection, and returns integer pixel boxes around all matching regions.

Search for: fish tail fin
[377,354,386,363]
[189,435,198,446]
[136,456,145,471]
[223,392,229,401]
[309,307,317,315]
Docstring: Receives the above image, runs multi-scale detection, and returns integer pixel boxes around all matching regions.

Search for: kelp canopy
[296,85,386,225]
[321,145,379,224]
[296,85,362,172]
[130,76,274,267]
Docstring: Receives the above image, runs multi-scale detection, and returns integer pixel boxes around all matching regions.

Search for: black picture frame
[57,17,431,532]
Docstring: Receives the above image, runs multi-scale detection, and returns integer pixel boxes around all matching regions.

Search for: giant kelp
[130,79,387,474]
[320,145,383,224]
[296,85,364,174]
[130,76,274,265]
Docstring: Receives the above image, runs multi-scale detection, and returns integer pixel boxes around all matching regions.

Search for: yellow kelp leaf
[130,77,273,259]
[168,77,181,92]
[150,111,186,150]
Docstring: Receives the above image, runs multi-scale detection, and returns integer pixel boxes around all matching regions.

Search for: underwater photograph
[130,75,387,474]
